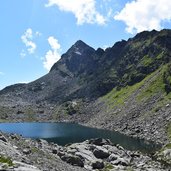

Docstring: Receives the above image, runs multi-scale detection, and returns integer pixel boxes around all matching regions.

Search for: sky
[0,0,171,90]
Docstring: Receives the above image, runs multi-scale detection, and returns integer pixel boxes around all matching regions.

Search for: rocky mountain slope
[0,29,171,145]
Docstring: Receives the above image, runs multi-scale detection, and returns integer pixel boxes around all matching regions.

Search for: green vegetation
[156,52,164,60]
[137,70,164,101]
[166,123,171,142]
[126,167,134,171]
[31,147,39,153]
[141,55,153,66]
[164,143,171,149]
[101,163,114,171]
[102,63,171,113]
[102,80,143,109]
[0,155,13,167]
[137,64,171,101]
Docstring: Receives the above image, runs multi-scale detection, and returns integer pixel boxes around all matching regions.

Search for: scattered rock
[23,148,31,155]
[93,146,110,159]
[89,138,112,146]
[91,159,104,169]
[111,157,129,166]
[52,148,58,154]
[108,154,118,161]
[61,154,84,167]
[17,110,24,114]
[0,135,7,142]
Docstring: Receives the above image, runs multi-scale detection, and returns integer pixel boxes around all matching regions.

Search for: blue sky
[0,0,171,90]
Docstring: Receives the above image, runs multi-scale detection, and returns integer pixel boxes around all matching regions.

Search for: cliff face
[0,29,171,144]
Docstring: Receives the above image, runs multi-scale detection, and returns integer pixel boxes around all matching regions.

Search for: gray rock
[108,154,118,161]
[75,150,96,162]
[89,138,112,146]
[61,154,84,167]
[52,148,58,154]
[57,151,65,157]
[93,146,110,159]
[0,135,7,142]
[23,148,31,155]
[67,148,77,154]
[111,157,129,166]
[163,149,171,158]
[91,159,104,169]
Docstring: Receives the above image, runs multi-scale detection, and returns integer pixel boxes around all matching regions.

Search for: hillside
[0,29,171,144]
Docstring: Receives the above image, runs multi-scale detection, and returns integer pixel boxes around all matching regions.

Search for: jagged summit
[66,40,95,56]
[50,40,95,73]
[73,40,89,47]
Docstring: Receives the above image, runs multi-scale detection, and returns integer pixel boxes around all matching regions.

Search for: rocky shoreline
[0,131,170,171]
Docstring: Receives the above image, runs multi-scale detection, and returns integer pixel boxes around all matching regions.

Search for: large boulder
[75,150,96,162]
[93,146,110,159]
[61,154,84,167]
[91,159,104,169]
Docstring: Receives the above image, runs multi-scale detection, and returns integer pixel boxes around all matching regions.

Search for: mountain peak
[65,40,95,56]
[50,40,95,73]
[70,40,94,53]
[74,40,87,46]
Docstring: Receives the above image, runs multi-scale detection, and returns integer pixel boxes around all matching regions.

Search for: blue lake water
[0,122,160,153]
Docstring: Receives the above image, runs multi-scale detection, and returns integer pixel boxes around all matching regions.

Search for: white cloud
[46,0,106,25]
[21,28,37,54]
[114,0,171,34]
[43,36,61,71]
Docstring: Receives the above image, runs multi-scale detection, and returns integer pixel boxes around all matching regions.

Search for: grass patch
[102,64,171,111]
[0,155,13,167]
[102,80,143,109]
[101,163,114,171]
[164,143,171,149]
[31,147,39,153]
[141,55,154,66]
[137,65,168,101]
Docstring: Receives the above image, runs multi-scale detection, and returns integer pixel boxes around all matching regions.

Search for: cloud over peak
[43,36,61,71]
[46,0,106,25]
[114,0,171,34]
[21,28,37,54]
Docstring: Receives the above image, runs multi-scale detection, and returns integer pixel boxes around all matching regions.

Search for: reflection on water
[0,122,160,153]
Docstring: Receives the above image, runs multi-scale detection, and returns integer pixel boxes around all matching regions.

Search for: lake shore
[0,131,170,171]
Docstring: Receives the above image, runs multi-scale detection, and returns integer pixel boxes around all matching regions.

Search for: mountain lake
[0,122,160,153]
